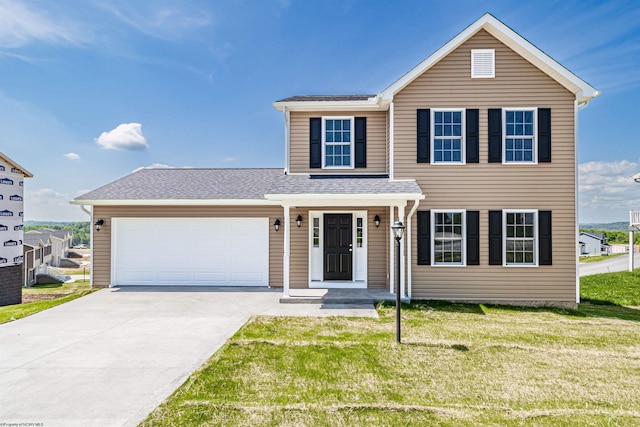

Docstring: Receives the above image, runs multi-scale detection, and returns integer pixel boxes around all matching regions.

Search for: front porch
[631,211,640,228]
[279,288,410,305]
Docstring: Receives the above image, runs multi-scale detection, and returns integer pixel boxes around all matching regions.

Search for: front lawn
[581,270,640,306]
[0,280,95,324]
[579,252,625,263]
[142,272,640,426]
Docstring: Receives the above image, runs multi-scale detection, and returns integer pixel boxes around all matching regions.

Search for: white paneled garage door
[112,218,269,286]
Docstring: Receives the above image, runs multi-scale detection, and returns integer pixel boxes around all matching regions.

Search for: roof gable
[0,152,33,178]
[379,13,599,104]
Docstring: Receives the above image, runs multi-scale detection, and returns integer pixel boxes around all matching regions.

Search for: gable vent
[471,49,495,78]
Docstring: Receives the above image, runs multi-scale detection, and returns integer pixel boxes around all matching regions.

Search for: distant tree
[580,229,640,245]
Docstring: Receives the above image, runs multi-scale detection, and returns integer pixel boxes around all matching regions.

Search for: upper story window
[323,117,354,168]
[432,109,465,164]
[503,108,536,163]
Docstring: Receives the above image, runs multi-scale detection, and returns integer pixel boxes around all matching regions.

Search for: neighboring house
[579,232,609,255]
[24,228,72,267]
[73,14,599,307]
[0,152,32,306]
[23,234,54,286]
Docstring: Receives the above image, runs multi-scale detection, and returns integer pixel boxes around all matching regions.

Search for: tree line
[580,229,640,245]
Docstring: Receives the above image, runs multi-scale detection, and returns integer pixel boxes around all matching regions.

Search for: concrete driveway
[0,287,376,427]
[579,253,640,276]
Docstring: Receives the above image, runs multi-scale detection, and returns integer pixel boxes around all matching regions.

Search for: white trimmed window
[503,108,537,163]
[322,117,354,168]
[432,109,465,164]
[432,210,466,266]
[504,209,538,266]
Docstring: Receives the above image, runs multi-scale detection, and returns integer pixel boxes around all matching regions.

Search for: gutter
[405,198,421,299]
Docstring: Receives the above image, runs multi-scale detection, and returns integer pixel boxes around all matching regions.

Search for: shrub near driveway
[142,301,640,426]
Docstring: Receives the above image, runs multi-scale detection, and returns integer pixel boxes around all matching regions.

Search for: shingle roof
[267,174,423,195]
[75,168,286,200]
[24,233,48,247]
[25,229,70,240]
[275,95,375,102]
[75,168,423,203]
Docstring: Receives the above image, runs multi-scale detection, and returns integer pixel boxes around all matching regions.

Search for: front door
[324,214,352,280]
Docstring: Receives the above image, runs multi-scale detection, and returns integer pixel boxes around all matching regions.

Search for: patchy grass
[0,280,95,324]
[579,253,626,263]
[142,297,640,426]
[581,270,640,306]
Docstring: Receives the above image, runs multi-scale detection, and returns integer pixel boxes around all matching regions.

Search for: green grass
[579,252,626,263]
[142,274,640,427]
[581,270,640,306]
[0,280,95,324]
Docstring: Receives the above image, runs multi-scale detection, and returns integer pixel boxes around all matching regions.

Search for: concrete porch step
[279,288,410,305]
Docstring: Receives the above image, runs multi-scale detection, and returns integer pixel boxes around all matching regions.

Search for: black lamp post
[391,219,405,343]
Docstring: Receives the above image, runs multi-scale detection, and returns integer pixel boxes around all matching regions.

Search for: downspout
[389,102,395,180]
[574,100,580,304]
[79,204,94,287]
[283,107,290,175]
[406,198,420,299]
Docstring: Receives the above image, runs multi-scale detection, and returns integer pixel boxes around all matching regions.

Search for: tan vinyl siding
[288,208,389,289]
[289,111,388,174]
[394,30,577,304]
[91,205,283,288]
[367,208,388,289]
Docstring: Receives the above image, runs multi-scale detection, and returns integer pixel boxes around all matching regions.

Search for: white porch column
[389,205,395,294]
[398,203,406,297]
[283,204,291,297]
[630,229,635,272]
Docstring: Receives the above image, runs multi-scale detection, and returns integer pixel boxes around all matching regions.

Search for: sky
[0,0,638,223]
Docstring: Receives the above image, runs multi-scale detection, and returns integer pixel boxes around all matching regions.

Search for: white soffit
[272,99,385,112]
[379,13,599,104]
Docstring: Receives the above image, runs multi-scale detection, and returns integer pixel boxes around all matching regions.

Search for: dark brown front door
[324,214,352,281]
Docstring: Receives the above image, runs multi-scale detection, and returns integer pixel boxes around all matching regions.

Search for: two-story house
[0,152,32,306]
[73,14,598,307]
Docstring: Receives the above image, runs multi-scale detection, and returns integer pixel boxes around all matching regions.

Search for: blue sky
[1,0,639,223]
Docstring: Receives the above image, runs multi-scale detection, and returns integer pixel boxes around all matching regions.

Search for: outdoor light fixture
[273,219,281,232]
[390,219,405,343]
[296,214,303,228]
[374,215,381,228]
[94,219,104,232]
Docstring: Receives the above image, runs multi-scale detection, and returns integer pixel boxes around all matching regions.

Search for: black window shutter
[488,109,502,163]
[309,118,322,168]
[466,210,480,265]
[355,117,367,168]
[417,109,430,163]
[539,210,552,265]
[466,109,479,163]
[538,108,551,163]
[417,210,431,265]
[488,210,502,265]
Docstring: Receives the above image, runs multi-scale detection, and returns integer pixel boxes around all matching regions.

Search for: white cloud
[24,187,88,222]
[222,157,236,162]
[132,163,172,173]
[95,123,149,151]
[579,160,640,223]
[0,0,88,48]
[64,152,80,160]
[95,2,211,40]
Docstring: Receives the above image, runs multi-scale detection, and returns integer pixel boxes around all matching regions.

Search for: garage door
[112,218,269,286]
